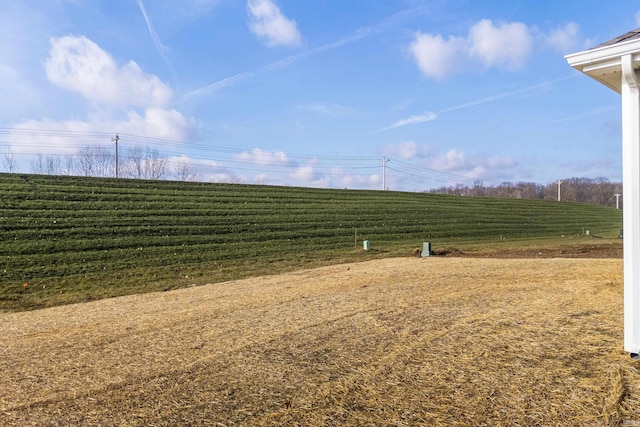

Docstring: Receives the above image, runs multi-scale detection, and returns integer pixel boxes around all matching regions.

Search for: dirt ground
[0,253,637,426]
[432,239,623,259]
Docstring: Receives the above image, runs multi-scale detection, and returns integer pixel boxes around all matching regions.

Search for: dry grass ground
[1,257,638,426]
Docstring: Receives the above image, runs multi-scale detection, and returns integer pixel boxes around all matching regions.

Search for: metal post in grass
[421,242,431,257]
[557,180,562,202]
[567,30,640,358]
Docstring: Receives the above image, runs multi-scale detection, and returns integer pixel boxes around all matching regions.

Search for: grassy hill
[0,173,622,311]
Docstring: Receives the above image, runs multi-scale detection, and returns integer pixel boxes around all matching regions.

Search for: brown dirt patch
[432,240,623,259]
[0,257,638,426]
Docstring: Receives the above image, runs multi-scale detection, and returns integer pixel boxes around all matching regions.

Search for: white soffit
[566,39,640,93]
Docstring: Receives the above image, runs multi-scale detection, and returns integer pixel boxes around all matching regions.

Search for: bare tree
[428,177,623,208]
[61,155,75,176]
[514,182,544,199]
[76,147,95,176]
[45,155,62,175]
[120,145,168,180]
[123,145,145,178]
[3,152,19,173]
[31,154,61,175]
[174,158,197,181]
[31,154,45,174]
[254,174,270,185]
[144,147,168,180]
[76,146,112,177]
[93,146,112,177]
[226,175,245,184]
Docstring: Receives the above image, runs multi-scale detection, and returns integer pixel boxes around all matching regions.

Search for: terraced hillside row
[0,173,622,311]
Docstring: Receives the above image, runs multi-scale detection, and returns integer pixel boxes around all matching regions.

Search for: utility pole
[112,133,120,178]
[381,157,390,190]
[557,180,563,202]
[615,193,622,209]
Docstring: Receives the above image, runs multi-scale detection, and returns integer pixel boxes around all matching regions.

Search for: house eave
[565,39,640,93]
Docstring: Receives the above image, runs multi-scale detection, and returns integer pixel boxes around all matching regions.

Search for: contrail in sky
[180,73,255,101]
[374,112,438,133]
[375,75,578,132]
[179,29,373,102]
[547,105,616,124]
[440,76,574,114]
[179,29,375,103]
[136,0,175,80]
[179,3,439,103]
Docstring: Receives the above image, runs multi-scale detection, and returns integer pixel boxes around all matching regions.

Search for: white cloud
[310,177,332,188]
[7,119,104,155]
[377,144,518,186]
[253,173,270,184]
[381,141,418,161]
[247,0,302,47]
[468,19,532,70]
[341,173,379,189]
[122,108,196,141]
[429,149,517,178]
[192,159,245,184]
[410,33,466,80]
[409,19,583,79]
[394,141,418,159]
[6,107,195,156]
[45,35,173,108]
[437,149,470,170]
[381,141,438,161]
[542,22,582,53]
[205,172,245,184]
[383,141,432,160]
[4,35,197,163]
[237,148,295,166]
[290,165,322,182]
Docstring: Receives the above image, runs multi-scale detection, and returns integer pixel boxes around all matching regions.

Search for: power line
[386,163,476,187]
[0,127,379,163]
[1,127,480,189]
[392,158,476,181]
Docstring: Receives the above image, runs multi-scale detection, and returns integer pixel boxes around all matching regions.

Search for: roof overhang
[565,38,640,93]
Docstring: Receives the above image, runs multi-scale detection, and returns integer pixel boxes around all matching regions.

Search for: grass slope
[0,173,622,311]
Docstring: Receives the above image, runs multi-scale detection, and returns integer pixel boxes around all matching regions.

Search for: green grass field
[0,173,622,311]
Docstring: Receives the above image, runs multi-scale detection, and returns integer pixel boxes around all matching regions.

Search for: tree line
[426,178,623,208]
[3,145,197,181]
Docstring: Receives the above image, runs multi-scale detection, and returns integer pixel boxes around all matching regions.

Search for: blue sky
[0,0,637,191]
